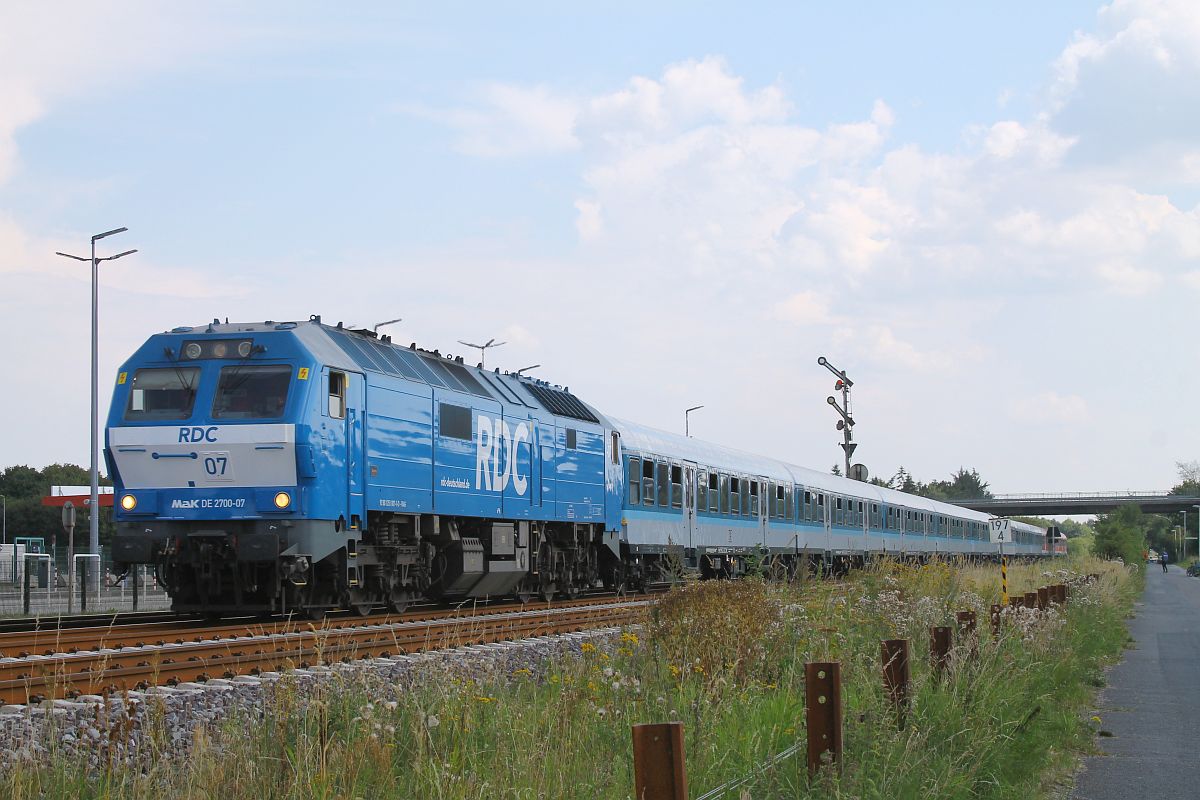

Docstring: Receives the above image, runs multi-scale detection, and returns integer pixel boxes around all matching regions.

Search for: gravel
[0,625,630,771]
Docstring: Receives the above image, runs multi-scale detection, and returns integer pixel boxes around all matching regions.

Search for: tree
[924,468,992,502]
[831,464,843,477]
[1092,504,1148,565]
[0,464,114,548]
[1170,460,1200,497]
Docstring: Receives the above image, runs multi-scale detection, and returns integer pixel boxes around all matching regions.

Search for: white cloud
[773,290,838,326]
[1011,392,1091,424]
[574,199,603,241]
[1096,261,1164,294]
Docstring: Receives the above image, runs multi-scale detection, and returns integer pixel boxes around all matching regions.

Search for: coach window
[729,477,740,515]
[642,460,655,506]
[817,494,825,524]
[719,475,730,514]
[774,484,783,518]
[697,472,708,512]
[785,487,794,521]
[749,481,760,516]
[438,403,472,440]
[803,491,812,521]
[328,371,347,419]
[628,457,641,505]
[566,428,577,450]
[611,433,619,464]
[670,465,683,508]
[656,463,670,506]
[708,473,719,512]
[740,479,750,517]
[124,367,200,421]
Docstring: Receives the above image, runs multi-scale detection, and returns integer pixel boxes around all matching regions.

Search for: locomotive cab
[106,323,333,614]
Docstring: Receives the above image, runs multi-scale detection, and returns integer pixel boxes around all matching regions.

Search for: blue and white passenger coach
[106,318,1053,616]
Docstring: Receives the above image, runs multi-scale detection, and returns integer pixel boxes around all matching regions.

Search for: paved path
[1072,565,1200,800]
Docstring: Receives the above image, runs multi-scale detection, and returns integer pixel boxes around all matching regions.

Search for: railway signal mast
[818,357,864,480]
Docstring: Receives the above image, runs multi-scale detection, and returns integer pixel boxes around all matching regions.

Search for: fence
[0,546,170,617]
[630,579,1086,799]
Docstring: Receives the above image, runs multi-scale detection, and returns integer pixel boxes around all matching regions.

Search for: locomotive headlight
[273,491,291,509]
[184,342,202,360]
[237,340,252,357]
[212,341,228,358]
[120,494,137,511]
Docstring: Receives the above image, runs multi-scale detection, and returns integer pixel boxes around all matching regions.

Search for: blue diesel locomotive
[106,318,1050,616]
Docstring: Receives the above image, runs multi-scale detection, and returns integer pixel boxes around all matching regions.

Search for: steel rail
[0,599,648,704]
[0,593,641,657]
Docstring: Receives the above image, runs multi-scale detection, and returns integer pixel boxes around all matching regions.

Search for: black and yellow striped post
[1001,556,1008,605]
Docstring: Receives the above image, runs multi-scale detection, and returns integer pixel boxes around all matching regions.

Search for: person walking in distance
[1162,550,1169,573]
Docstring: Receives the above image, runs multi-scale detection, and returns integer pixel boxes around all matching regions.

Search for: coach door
[683,463,698,549]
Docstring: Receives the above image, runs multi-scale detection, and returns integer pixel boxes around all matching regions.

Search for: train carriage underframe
[123,514,1043,618]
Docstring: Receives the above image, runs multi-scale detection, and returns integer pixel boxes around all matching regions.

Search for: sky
[1,1,1198,494]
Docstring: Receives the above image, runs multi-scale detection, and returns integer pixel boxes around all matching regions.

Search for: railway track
[0,595,649,705]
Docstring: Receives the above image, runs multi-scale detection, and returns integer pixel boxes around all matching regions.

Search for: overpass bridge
[959,492,1200,517]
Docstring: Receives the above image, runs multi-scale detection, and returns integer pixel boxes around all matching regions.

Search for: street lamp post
[1181,511,1188,563]
[685,405,704,437]
[56,228,137,559]
[1193,505,1200,564]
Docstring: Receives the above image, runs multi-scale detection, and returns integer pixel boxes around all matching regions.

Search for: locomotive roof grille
[524,382,598,423]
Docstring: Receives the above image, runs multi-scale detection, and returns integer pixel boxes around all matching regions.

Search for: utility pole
[818,357,858,478]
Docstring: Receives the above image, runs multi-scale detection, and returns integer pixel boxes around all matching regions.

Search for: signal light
[835,379,845,391]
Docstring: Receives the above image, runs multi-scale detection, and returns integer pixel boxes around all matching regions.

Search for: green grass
[2,555,1137,800]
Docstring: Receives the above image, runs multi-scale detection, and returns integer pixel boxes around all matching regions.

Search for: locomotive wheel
[346,589,375,617]
[386,591,411,615]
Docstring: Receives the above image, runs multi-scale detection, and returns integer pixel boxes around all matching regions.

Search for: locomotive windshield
[124,367,200,420]
[212,364,292,419]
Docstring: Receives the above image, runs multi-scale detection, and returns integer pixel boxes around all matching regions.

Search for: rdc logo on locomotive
[475,415,529,495]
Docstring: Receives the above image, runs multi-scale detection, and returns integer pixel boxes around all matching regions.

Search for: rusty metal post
[929,626,952,676]
[1037,587,1049,610]
[956,610,978,661]
[881,640,910,727]
[1024,591,1038,609]
[1056,584,1067,604]
[805,661,843,776]
[1009,596,1023,610]
[632,723,688,800]
[989,603,1002,637]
